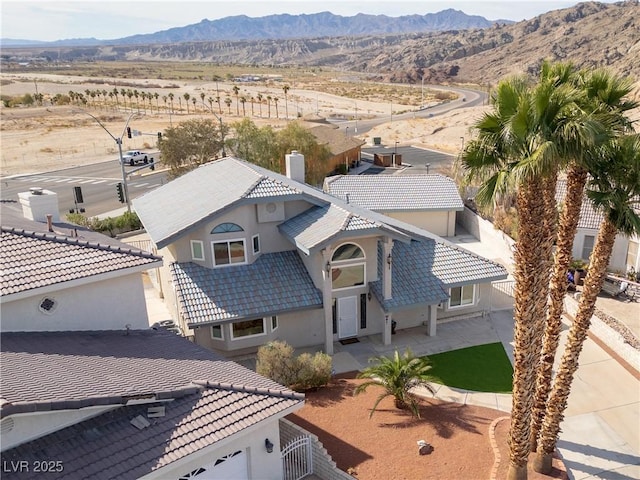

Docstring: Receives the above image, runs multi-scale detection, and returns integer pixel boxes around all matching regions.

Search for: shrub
[294,352,332,391]
[256,340,332,392]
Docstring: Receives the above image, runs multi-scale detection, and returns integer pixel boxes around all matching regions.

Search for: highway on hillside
[329,85,486,136]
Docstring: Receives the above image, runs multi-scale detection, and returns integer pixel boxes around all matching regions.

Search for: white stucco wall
[193,308,325,353]
[386,210,456,237]
[1,406,119,451]
[142,418,285,480]
[573,228,631,273]
[1,274,149,331]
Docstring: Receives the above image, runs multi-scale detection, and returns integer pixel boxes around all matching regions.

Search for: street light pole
[211,111,226,157]
[79,110,135,212]
[421,77,425,108]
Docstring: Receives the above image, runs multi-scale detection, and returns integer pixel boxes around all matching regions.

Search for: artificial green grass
[423,342,513,393]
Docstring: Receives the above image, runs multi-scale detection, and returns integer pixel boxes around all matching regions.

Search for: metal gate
[281,435,312,480]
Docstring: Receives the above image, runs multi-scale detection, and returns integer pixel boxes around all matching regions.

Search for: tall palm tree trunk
[530,165,588,451]
[534,218,618,473]
[508,175,548,480]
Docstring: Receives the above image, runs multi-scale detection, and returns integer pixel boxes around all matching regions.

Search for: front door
[337,296,358,339]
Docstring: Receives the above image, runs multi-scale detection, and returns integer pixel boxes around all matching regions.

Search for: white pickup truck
[121,150,150,166]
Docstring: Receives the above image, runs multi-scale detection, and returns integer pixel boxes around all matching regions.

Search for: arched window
[332,243,364,262]
[211,222,244,234]
[331,243,365,290]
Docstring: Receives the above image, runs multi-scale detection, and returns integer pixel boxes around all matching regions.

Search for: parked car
[121,150,149,166]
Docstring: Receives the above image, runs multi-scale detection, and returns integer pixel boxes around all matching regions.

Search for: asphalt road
[1,160,167,220]
[329,85,486,135]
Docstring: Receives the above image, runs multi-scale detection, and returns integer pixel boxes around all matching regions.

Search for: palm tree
[126,90,134,112]
[191,96,196,113]
[224,97,232,114]
[266,95,272,118]
[208,96,214,113]
[168,93,174,113]
[250,96,255,117]
[154,92,160,112]
[133,90,140,113]
[112,87,119,109]
[355,349,435,419]
[274,97,279,119]
[216,95,222,114]
[162,95,168,112]
[200,92,206,112]
[529,66,637,452]
[233,85,240,115]
[183,93,190,114]
[257,93,263,117]
[463,76,562,480]
[240,96,247,116]
[283,84,290,119]
[534,134,640,473]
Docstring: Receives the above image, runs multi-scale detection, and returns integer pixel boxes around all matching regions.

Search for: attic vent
[29,187,43,195]
[147,406,166,418]
[1,417,15,434]
[39,297,57,314]
[130,415,151,430]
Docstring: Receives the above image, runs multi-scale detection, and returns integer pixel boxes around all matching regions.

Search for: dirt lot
[0,73,486,177]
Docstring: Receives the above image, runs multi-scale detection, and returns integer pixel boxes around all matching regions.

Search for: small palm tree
[233,85,240,115]
[283,84,290,119]
[355,349,435,419]
[183,93,190,114]
[257,93,263,117]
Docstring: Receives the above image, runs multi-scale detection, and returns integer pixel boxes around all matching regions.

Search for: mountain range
[1,9,509,47]
[2,2,639,86]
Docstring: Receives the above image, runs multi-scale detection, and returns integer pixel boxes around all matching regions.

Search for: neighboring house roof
[279,203,410,254]
[171,251,323,326]
[324,174,464,212]
[556,179,604,230]
[306,123,365,155]
[1,330,303,479]
[0,227,161,298]
[369,239,507,312]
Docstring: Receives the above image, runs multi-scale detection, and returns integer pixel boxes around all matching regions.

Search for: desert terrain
[0,72,486,177]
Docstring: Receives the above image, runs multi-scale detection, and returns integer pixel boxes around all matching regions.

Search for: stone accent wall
[280,418,353,480]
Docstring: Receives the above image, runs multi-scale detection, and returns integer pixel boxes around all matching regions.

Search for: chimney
[46,214,54,232]
[18,188,60,223]
[285,151,305,183]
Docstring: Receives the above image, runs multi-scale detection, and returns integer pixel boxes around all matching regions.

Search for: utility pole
[421,76,424,108]
[211,111,226,157]
[354,102,358,133]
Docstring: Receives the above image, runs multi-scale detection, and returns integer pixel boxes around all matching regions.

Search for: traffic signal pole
[77,110,135,212]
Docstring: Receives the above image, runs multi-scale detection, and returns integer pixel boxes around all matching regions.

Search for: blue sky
[1,1,619,42]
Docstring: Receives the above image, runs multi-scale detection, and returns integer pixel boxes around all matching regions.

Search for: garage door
[208,450,247,480]
[179,450,247,480]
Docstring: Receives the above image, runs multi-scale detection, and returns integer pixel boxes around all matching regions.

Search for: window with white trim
[331,243,365,290]
[252,234,260,254]
[230,318,266,339]
[190,240,205,261]
[210,324,224,340]
[212,239,246,266]
[449,285,475,308]
[271,315,278,331]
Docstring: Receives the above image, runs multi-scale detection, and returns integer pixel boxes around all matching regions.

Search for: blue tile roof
[171,251,323,326]
[370,239,507,312]
[279,204,410,254]
[325,174,464,211]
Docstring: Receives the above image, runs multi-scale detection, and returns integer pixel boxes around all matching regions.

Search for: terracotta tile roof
[0,329,300,417]
[1,227,161,297]
[2,338,303,479]
[171,251,323,326]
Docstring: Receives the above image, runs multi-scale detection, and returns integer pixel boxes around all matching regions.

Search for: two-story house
[133,153,507,357]
[0,197,305,479]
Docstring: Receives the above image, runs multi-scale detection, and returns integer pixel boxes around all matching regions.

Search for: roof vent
[1,417,15,434]
[147,406,166,418]
[29,187,43,195]
[130,415,151,430]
